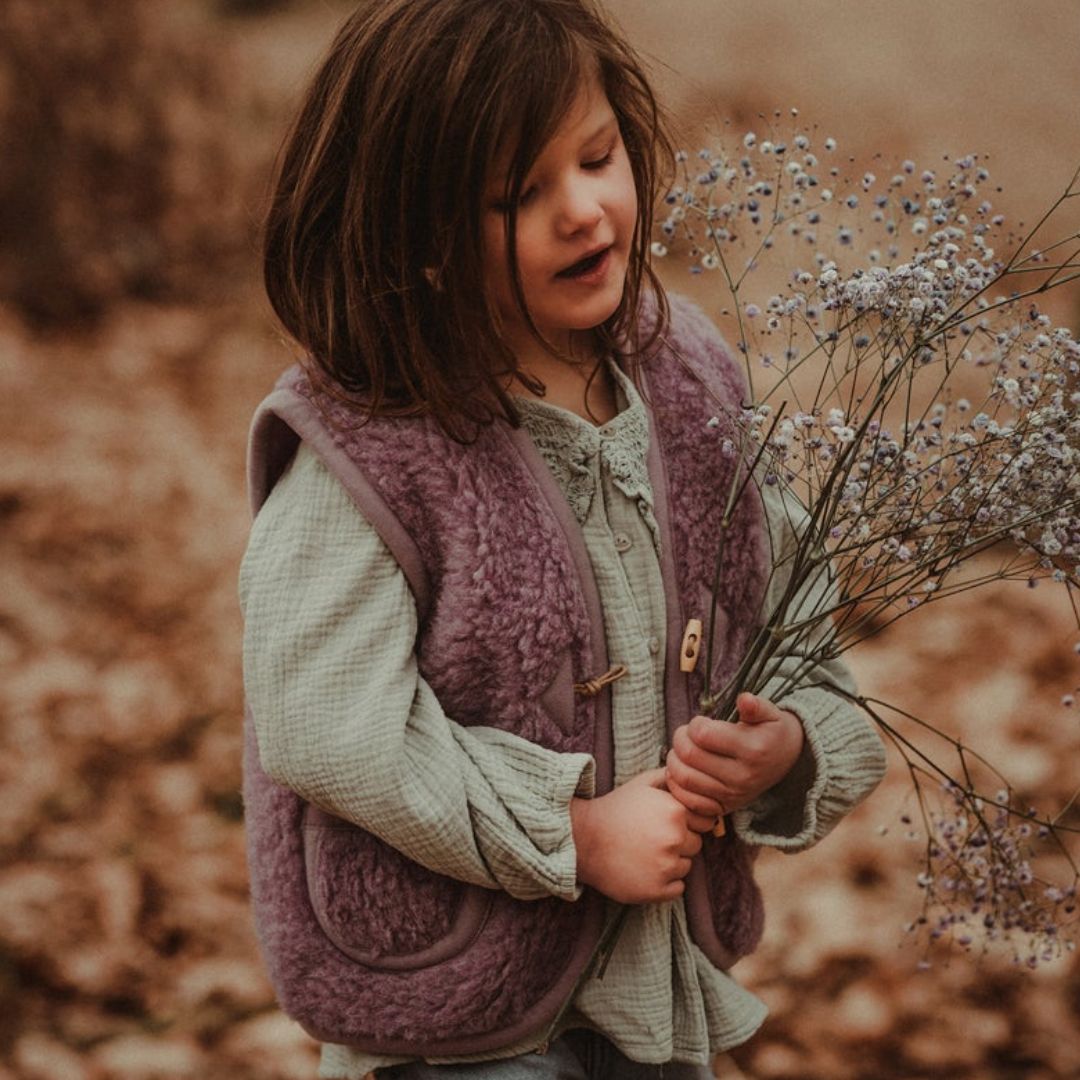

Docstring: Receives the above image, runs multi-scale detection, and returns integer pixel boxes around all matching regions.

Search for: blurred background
[1,1,1078,1077]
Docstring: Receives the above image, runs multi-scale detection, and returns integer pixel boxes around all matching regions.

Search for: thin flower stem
[658,138,1080,966]
[1052,785,1080,828]
[703,405,788,706]
[1012,230,1080,266]
[852,694,1080,837]
[933,269,1080,342]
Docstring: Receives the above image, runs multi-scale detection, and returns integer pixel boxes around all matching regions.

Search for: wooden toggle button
[679,619,703,673]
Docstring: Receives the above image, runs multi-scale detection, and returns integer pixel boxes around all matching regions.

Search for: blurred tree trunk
[0,0,255,328]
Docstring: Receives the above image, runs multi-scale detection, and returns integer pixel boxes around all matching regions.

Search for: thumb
[736,691,770,725]
[629,766,668,789]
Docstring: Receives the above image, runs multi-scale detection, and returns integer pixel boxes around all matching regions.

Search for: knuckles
[665,746,692,784]
[677,786,719,816]
[741,740,767,768]
[666,773,724,819]
[688,714,717,745]
[666,757,718,804]
[671,724,698,760]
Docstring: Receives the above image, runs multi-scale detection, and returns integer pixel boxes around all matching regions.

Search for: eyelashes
[491,145,618,212]
[584,150,615,171]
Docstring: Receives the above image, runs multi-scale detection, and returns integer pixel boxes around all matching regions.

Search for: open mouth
[556,246,611,279]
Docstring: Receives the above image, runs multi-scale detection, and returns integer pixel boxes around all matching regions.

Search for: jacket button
[613,532,632,552]
[647,636,661,655]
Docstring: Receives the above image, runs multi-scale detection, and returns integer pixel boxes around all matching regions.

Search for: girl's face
[482,71,638,362]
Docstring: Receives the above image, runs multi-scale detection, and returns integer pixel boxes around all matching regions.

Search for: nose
[555,181,604,237]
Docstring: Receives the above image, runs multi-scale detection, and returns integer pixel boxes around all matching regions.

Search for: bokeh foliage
[0,0,257,328]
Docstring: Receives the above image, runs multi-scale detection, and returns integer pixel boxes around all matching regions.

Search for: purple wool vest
[243,293,769,1055]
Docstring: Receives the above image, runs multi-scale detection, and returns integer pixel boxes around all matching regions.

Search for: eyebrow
[586,115,619,144]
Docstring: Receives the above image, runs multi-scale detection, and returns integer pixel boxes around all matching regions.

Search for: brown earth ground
[1,2,1079,1078]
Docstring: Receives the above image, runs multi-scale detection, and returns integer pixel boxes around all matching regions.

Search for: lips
[555,245,612,279]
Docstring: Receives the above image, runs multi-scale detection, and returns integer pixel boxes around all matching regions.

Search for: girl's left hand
[665,692,805,830]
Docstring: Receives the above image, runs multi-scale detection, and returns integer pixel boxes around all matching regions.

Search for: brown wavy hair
[263,0,672,439]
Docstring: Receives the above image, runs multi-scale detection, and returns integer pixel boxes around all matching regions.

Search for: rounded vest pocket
[302,806,491,971]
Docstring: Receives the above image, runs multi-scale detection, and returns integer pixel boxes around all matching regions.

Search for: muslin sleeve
[239,443,594,901]
[732,482,887,850]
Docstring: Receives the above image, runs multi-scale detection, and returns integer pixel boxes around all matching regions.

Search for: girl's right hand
[569,768,702,904]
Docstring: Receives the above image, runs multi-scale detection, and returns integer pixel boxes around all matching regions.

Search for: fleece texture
[242,292,768,1054]
[637,296,771,963]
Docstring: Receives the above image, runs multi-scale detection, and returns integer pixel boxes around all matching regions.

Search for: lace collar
[515,362,661,551]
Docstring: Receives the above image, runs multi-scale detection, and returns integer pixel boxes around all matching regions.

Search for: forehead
[561,69,613,130]
[554,69,614,140]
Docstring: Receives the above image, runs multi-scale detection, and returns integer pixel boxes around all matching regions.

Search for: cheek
[615,164,639,234]
[480,215,538,319]
[507,217,545,279]
[481,222,517,310]
[496,248,546,322]
[483,214,537,282]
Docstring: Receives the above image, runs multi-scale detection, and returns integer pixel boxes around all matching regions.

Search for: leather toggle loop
[572,664,628,697]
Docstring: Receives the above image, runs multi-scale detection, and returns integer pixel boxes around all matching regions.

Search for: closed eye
[490,141,617,212]
[583,150,615,171]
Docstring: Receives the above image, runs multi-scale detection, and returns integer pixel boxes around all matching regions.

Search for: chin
[564,284,628,333]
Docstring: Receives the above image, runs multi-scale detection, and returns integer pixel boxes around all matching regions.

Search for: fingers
[667,733,750,801]
[580,772,719,904]
[665,769,726,819]
[681,710,784,778]
[643,814,704,901]
[666,744,726,798]
[664,772,723,832]
[678,829,703,858]
[668,849,697,888]
[683,714,742,756]
[632,847,696,904]
[673,720,740,774]
[661,878,686,900]
[683,807,717,833]
[683,697,787,752]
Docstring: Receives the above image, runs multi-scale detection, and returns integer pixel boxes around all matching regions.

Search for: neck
[511,337,618,426]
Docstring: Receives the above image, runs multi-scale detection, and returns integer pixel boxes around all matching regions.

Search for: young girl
[239,1,887,1076]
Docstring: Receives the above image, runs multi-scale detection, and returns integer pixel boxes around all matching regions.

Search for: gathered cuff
[733,680,887,851]
[545,752,596,901]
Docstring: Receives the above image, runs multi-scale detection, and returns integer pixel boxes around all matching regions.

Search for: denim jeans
[377,1030,714,1079]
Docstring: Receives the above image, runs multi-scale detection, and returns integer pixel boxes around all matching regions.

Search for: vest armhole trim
[248,387,433,622]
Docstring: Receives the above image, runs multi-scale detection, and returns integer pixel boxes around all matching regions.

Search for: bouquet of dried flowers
[542,122,1080,1048]
[656,117,1080,968]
